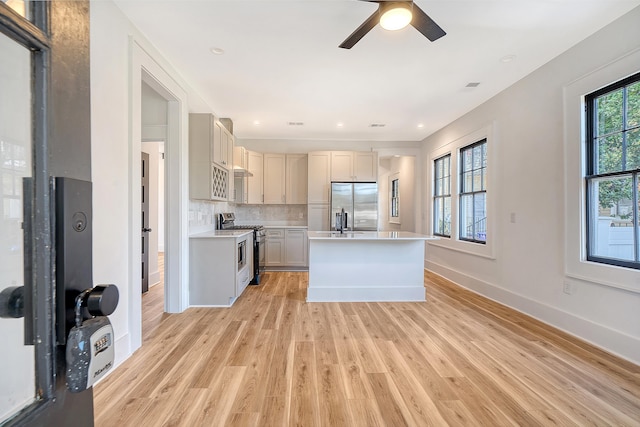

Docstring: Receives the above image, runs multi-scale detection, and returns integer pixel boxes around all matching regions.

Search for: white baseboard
[425,260,640,366]
[148,270,160,287]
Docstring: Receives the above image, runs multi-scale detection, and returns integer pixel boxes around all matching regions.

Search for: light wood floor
[94,270,640,426]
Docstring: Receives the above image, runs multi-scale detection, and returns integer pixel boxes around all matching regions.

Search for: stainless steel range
[219,213,265,285]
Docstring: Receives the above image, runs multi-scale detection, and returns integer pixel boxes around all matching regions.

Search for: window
[585,72,640,270]
[459,139,487,243]
[433,154,451,237]
[390,176,399,220]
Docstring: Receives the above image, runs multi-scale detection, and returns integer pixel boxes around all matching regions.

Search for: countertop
[307,231,439,241]
[190,230,253,239]
[264,225,308,229]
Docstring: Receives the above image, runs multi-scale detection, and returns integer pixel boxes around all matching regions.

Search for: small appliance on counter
[219,213,265,285]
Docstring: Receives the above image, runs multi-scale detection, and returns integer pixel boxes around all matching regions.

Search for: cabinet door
[212,120,225,167]
[247,150,263,204]
[285,229,307,266]
[308,151,331,203]
[354,151,378,181]
[308,203,329,231]
[265,229,285,266]
[226,131,234,167]
[331,151,354,181]
[286,154,308,204]
[263,153,286,204]
[189,113,214,200]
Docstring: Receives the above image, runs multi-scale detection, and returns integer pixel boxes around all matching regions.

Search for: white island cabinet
[189,230,253,306]
[306,231,438,302]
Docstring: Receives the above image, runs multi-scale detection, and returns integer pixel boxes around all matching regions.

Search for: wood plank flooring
[94,270,640,426]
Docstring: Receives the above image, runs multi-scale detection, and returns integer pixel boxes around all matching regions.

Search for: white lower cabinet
[189,232,253,306]
[265,228,308,268]
[265,229,285,266]
[307,204,329,231]
[285,229,307,266]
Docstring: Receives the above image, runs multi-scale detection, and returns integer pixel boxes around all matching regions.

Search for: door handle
[142,227,152,233]
[0,286,24,318]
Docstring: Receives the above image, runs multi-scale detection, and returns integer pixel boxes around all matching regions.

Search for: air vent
[369,123,386,128]
[465,82,480,88]
[287,122,304,126]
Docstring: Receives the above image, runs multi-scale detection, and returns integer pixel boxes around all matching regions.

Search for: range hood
[233,166,253,177]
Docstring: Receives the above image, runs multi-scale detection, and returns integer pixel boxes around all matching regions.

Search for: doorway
[128,41,190,355]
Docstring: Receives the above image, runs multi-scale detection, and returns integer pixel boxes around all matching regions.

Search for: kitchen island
[306,231,438,302]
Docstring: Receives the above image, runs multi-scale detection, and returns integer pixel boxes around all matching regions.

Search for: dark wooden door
[141,152,150,294]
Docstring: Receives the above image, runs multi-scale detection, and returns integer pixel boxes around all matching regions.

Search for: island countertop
[307,231,439,241]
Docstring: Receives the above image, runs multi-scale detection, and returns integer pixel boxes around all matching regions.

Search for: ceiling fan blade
[339,9,380,49]
[410,4,446,42]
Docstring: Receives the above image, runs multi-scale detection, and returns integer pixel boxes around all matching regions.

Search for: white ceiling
[114,0,640,142]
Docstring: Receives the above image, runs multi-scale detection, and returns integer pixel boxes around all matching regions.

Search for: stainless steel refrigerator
[330,182,378,231]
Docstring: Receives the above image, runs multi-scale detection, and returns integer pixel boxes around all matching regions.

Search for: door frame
[128,39,189,353]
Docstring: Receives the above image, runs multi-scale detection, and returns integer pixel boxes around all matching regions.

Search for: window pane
[473,169,482,192]
[597,134,623,174]
[596,89,623,136]
[435,177,443,196]
[3,0,30,19]
[434,198,443,234]
[443,156,450,177]
[463,149,472,172]
[460,194,474,240]
[474,193,487,242]
[481,143,487,168]
[443,176,450,196]
[473,146,482,169]
[589,175,634,261]
[627,81,640,128]
[462,171,472,193]
[0,30,35,420]
[443,196,451,236]
[434,158,442,180]
[627,128,640,170]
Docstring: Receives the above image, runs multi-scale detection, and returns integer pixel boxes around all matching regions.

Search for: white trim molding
[426,123,497,260]
[563,47,640,294]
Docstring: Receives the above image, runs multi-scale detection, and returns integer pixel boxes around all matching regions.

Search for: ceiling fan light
[379,5,412,31]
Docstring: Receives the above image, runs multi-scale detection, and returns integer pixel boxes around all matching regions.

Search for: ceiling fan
[339,0,446,49]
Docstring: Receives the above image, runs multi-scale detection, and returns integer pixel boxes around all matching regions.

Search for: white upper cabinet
[213,120,234,168]
[286,154,308,204]
[189,113,230,201]
[247,150,264,204]
[264,153,286,204]
[353,152,377,181]
[331,151,378,182]
[330,151,353,181]
[308,151,331,203]
[262,153,308,205]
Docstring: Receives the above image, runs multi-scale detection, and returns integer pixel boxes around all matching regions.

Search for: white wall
[379,156,416,232]
[421,6,640,364]
[90,0,211,365]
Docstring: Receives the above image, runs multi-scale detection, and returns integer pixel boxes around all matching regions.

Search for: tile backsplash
[189,201,307,234]
[235,204,307,226]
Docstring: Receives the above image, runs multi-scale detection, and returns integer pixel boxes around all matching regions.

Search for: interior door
[0,1,96,425]
[141,152,150,293]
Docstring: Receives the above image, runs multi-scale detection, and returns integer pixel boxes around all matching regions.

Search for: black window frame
[390,177,399,219]
[433,154,451,237]
[459,139,487,244]
[585,71,640,270]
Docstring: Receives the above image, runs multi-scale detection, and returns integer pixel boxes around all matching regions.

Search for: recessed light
[500,54,516,63]
[417,123,424,128]
[337,122,344,128]
[210,47,225,55]
[253,120,261,125]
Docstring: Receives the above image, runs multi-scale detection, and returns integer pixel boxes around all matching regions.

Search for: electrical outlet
[563,281,573,295]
